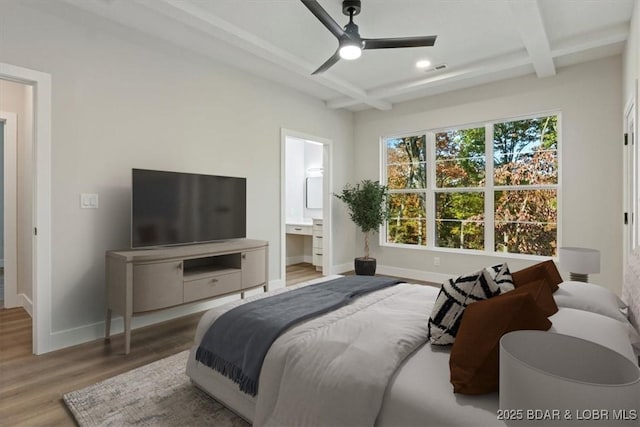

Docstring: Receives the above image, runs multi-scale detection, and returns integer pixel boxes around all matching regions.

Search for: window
[382,114,559,257]
[434,127,486,250]
[493,116,558,255]
[386,136,428,246]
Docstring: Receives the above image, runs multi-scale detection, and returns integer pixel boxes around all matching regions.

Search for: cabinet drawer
[184,271,242,303]
[286,224,312,235]
[313,222,323,232]
[313,253,323,267]
[313,235,323,249]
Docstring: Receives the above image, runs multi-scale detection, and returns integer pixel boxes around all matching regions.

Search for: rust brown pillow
[449,292,552,395]
[511,260,562,292]
[507,280,558,317]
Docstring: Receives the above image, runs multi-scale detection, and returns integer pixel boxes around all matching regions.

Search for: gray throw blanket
[195,275,402,396]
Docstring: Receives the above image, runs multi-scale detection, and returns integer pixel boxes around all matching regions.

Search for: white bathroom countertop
[286,219,313,226]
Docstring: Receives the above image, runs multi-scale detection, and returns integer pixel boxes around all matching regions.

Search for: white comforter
[253,283,432,427]
[188,276,639,427]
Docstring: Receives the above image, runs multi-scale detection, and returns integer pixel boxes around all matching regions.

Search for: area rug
[63,351,249,427]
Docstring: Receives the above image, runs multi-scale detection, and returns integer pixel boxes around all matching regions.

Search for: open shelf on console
[183,253,241,280]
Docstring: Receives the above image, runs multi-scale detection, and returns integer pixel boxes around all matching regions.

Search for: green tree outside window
[383,115,558,256]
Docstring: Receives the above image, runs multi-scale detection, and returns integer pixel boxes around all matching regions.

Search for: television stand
[105,239,268,354]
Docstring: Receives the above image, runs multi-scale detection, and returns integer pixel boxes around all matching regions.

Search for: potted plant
[334,179,389,275]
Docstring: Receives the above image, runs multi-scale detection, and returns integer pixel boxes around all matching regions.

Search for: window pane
[494,189,557,256]
[494,116,558,186]
[435,127,485,188]
[387,162,427,190]
[387,193,427,246]
[386,136,427,189]
[435,192,485,250]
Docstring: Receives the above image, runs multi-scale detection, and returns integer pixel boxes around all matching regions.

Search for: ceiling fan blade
[363,35,437,50]
[301,0,344,39]
[312,50,341,75]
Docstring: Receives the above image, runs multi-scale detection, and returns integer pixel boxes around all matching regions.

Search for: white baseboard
[376,264,452,285]
[330,261,450,284]
[46,278,284,353]
[329,262,353,275]
[19,293,33,317]
[286,255,313,266]
[268,278,286,290]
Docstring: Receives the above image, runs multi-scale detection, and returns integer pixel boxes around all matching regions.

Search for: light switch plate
[80,193,99,209]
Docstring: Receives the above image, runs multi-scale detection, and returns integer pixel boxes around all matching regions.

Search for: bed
[186,263,640,427]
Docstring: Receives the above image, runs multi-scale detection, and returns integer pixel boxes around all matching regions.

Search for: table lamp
[500,331,640,426]
[558,247,600,282]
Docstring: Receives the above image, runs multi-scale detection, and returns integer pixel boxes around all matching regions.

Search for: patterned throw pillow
[428,269,501,345]
[486,263,515,293]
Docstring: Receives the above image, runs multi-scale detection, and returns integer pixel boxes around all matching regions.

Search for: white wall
[0,80,33,301]
[623,0,639,105]
[0,1,355,345]
[354,56,624,294]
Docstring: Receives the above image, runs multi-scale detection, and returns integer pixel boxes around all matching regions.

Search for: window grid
[382,113,559,257]
[426,131,435,247]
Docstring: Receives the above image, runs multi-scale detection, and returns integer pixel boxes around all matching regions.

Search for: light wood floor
[0,264,437,426]
[285,262,323,286]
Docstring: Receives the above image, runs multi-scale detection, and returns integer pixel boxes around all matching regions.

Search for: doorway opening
[281,129,332,286]
[1,62,52,355]
[0,110,18,310]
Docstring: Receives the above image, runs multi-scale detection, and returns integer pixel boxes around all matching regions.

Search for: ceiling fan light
[339,44,362,60]
[416,59,431,69]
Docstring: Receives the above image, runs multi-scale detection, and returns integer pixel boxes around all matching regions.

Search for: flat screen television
[131,168,246,248]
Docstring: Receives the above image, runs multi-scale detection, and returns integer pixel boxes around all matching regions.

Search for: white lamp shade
[558,247,600,274]
[500,331,640,426]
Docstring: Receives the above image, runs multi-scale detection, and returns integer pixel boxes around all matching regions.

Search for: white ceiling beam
[550,22,629,57]
[327,50,532,109]
[132,0,391,111]
[327,19,627,110]
[507,0,556,78]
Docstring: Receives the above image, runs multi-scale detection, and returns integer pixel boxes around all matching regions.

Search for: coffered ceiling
[59,0,635,111]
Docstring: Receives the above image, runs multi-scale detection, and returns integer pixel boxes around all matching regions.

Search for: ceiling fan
[301,0,437,75]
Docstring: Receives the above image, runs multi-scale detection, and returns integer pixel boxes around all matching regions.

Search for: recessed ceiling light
[416,59,432,69]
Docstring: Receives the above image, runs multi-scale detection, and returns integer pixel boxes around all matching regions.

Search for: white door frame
[0,62,52,355]
[1,111,18,308]
[623,79,638,268]
[280,128,333,282]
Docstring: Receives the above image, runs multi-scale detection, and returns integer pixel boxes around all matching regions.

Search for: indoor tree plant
[334,179,389,275]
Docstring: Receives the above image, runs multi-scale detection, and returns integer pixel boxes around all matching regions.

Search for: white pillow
[553,281,628,323]
[549,308,638,363]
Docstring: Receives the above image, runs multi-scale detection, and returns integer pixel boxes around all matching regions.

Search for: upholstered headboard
[623,250,640,332]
